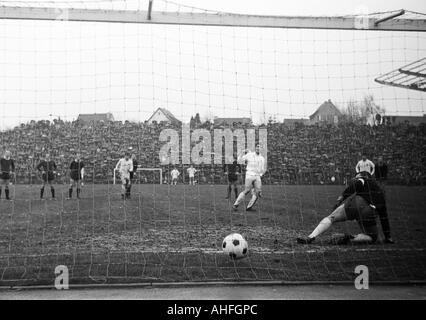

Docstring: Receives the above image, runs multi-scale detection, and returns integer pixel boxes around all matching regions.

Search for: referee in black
[223,158,241,200]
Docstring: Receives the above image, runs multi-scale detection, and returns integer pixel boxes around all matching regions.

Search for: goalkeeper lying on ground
[297,171,394,245]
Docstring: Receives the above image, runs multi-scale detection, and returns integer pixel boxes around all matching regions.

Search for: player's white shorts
[245,174,261,191]
[120,174,130,185]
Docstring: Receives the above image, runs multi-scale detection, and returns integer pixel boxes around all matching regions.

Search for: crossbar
[0,6,425,31]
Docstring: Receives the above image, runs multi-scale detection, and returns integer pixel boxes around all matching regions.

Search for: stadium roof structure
[375,57,426,92]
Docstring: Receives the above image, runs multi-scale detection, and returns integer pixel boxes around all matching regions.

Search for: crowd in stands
[0,118,425,185]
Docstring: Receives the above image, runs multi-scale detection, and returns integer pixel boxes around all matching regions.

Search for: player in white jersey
[187,165,197,185]
[233,144,266,212]
[115,152,133,199]
[356,154,375,176]
[170,167,180,185]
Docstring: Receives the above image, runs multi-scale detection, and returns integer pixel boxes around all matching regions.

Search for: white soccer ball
[331,176,336,183]
[222,233,248,260]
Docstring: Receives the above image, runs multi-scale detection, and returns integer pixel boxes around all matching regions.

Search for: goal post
[113,167,163,184]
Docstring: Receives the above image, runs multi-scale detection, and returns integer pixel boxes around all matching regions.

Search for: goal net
[0,0,425,287]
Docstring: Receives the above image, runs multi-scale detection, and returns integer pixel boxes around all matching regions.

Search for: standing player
[170,167,180,185]
[356,153,375,176]
[115,152,133,200]
[375,156,388,187]
[68,153,85,199]
[187,165,197,185]
[0,151,15,200]
[223,158,241,200]
[36,153,57,199]
[128,154,138,199]
[233,144,266,212]
[296,172,393,245]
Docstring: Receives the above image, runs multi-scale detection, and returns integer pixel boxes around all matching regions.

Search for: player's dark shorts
[227,174,238,183]
[1,172,11,180]
[70,173,81,181]
[344,194,378,241]
[42,172,55,182]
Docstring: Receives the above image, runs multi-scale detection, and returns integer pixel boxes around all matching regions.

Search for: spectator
[0,119,424,186]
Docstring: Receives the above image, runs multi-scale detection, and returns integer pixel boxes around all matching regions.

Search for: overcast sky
[0,0,425,129]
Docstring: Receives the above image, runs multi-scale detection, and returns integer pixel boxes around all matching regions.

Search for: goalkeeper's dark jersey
[0,158,15,180]
[341,177,391,238]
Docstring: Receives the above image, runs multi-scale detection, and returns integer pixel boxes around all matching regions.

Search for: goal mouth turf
[0,185,425,287]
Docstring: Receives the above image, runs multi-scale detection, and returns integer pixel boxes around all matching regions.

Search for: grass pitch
[0,184,425,287]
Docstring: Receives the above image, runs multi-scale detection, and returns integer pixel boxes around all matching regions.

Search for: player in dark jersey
[127,154,138,199]
[36,153,57,199]
[223,158,241,200]
[297,172,393,245]
[0,151,15,200]
[67,153,85,199]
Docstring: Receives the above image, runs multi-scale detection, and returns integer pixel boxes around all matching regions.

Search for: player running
[187,165,197,185]
[170,167,180,185]
[297,172,393,245]
[115,152,133,200]
[36,153,57,200]
[0,151,15,200]
[67,153,85,199]
[223,158,241,200]
[233,144,266,212]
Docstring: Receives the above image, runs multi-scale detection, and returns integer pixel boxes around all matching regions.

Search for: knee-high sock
[5,187,9,199]
[51,186,55,198]
[309,217,332,239]
[234,191,246,206]
[246,193,258,209]
[40,187,45,199]
[0,187,2,197]
[227,185,231,197]
[77,188,81,198]
[69,188,73,198]
[234,186,238,199]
